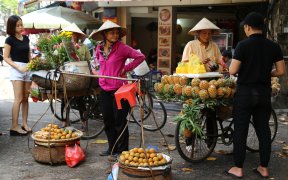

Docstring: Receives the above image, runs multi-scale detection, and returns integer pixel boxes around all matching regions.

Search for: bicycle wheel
[132,93,167,131]
[50,98,81,123]
[246,109,278,152]
[175,112,218,163]
[68,95,105,140]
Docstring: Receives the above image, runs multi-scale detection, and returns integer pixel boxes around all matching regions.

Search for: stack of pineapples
[154,75,236,101]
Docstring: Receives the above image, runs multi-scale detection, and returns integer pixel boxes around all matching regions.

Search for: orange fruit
[150,153,156,158]
[153,161,159,165]
[66,134,71,139]
[133,156,138,162]
[149,148,156,153]
[153,157,159,162]
[128,156,133,162]
[138,148,144,153]
[129,152,135,157]
[124,154,129,160]
[120,155,126,162]
[53,124,59,129]
[157,154,163,160]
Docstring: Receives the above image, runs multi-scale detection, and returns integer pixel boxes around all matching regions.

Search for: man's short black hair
[240,12,264,30]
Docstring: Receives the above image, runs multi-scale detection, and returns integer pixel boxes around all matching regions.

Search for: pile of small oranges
[34,124,79,140]
[119,147,168,167]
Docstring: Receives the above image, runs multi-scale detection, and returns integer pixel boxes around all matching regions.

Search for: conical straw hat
[61,23,86,37]
[89,20,127,39]
[188,18,220,35]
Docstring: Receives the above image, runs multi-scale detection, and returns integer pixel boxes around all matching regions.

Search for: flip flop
[224,169,243,179]
[21,126,32,133]
[252,168,269,179]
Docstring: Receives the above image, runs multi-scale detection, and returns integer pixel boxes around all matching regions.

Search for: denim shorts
[10,62,32,82]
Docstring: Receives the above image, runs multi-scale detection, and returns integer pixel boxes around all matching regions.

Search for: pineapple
[163,84,171,94]
[167,75,174,84]
[217,87,225,98]
[179,76,189,86]
[191,78,201,87]
[182,85,187,96]
[184,86,193,97]
[225,78,236,88]
[173,84,182,95]
[154,82,160,93]
[168,84,175,95]
[217,78,225,87]
[173,76,180,84]
[159,83,165,94]
[224,87,232,98]
[208,85,217,98]
[191,86,200,98]
[199,89,209,100]
[161,75,169,84]
[209,79,217,86]
[199,80,209,90]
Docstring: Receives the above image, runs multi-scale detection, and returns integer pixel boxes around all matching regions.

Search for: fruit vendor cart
[153,72,279,163]
[29,70,120,165]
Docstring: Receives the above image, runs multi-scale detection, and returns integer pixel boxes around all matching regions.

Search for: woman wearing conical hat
[89,20,145,156]
[182,17,223,72]
[61,23,91,62]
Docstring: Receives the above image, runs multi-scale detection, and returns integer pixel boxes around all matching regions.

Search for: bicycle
[50,93,105,140]
[175,106,278,163]
[130,72,167,131]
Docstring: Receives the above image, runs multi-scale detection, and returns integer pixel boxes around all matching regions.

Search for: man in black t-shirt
[226,12,285,178]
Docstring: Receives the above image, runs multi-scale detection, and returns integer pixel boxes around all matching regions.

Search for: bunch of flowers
[27,57,54,71]
[35,31,80,70]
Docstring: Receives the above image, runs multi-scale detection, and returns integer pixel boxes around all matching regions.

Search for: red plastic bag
[65,141,85,167]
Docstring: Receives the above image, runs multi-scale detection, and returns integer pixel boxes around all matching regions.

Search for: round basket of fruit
[117,147,172,168]
[31,124,83,146]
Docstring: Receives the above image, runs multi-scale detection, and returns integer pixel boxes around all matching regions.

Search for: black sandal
[252,168,269,179]
[21,126,32,133]
[10,130,28,136]
[224,169,243,179]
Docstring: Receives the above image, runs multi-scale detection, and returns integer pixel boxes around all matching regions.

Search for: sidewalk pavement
[1,62,288,180]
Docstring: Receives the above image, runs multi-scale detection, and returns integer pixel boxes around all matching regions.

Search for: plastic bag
[107,163,120,180]
[30,82,42,102]
[65,141,85,167]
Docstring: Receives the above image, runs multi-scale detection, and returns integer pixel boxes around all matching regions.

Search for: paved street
[0,62,288,180]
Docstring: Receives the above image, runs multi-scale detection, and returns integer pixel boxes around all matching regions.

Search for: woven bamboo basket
[118,154,172,180]
[217,105,233,120]
[31,144,67,164]
[119,164,172,180]
[32,72,98,91]
[31,131,82,164]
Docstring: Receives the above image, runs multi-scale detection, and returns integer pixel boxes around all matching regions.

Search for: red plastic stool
[114,82,137,109]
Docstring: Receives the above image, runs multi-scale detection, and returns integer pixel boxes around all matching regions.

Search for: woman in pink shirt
[90,21,145,156]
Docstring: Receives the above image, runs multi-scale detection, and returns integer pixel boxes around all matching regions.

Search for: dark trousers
[233,95,271,168]
[100,89,130,153]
